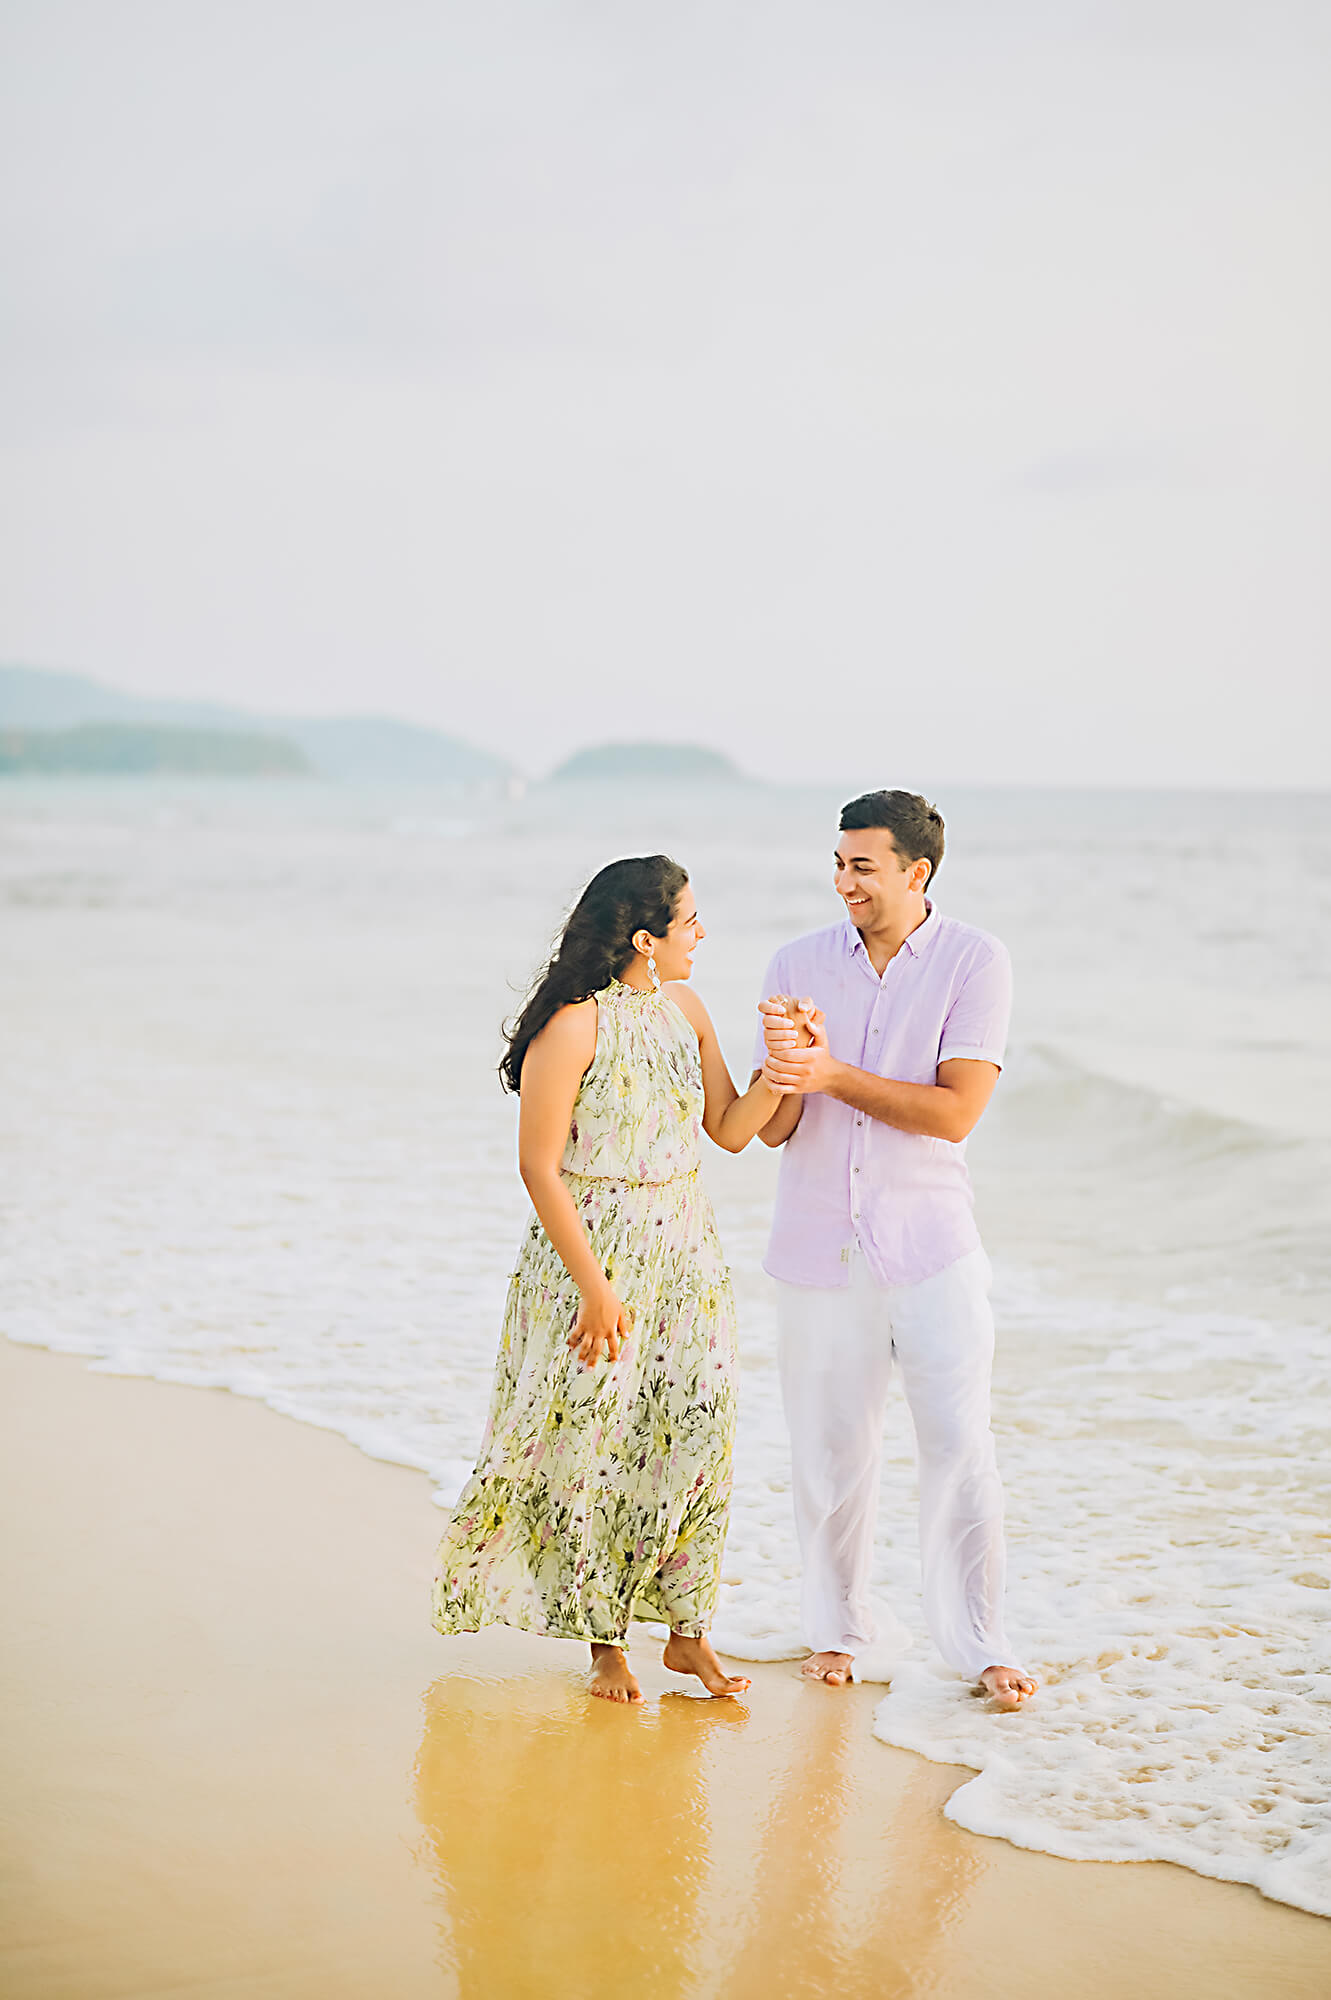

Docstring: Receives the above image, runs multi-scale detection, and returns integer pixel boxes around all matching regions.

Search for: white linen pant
[776,1247,1018,1678]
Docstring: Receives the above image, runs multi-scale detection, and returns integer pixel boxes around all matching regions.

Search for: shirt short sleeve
[751,950,786,1075]
[937,941,1012,1068]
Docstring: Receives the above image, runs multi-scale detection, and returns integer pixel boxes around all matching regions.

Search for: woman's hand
[568,1283,632,1367]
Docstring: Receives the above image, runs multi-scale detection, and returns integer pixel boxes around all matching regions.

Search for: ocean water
[2,778,1329,1917]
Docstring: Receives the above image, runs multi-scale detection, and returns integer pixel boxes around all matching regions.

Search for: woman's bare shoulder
[527,997,598,1065]
[662,981,710,1038]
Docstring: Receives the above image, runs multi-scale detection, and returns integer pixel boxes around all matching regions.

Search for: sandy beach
[2,1338,1327,2000]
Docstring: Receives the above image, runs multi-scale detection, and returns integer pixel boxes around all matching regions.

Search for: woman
[432,855,787,1702]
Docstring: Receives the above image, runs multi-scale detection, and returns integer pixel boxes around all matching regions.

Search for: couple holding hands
[432,788,1037,1712]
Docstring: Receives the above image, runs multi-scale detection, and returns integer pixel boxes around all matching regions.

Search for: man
[754,789,1036,1709]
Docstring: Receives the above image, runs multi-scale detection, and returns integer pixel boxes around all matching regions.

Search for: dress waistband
[563,1165,699,1191]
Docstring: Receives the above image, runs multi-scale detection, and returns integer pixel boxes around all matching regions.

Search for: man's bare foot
[801,1651,854,1686]
[979,1664,1038,1710]
[589,1644,643,1704]
[662,1633,751,1697]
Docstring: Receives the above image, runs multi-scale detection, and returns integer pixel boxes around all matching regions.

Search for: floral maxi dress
[432,979,739,1644]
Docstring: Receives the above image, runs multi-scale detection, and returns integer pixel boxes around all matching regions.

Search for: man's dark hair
[839,790,945,889]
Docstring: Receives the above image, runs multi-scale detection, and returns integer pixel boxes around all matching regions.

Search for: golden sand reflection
[708,1677,984,1997]
[414,1632,986,1999]
[415,1644,727,1995]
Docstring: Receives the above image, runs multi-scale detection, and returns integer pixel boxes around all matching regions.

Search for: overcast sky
[2,0,1328,785]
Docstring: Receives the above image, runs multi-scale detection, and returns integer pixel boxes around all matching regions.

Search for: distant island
[551,742,744,783]
[0,667,754,790]
[0,724,310,777]
[0,665,514,786]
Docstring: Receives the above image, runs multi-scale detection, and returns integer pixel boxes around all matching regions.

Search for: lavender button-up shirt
[753,904,1012,1289]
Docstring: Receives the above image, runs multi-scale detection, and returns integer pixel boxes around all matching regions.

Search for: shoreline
[3,1337,1329,1998]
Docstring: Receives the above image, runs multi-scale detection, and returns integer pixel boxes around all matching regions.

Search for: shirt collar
[902,899,939,956]
[844,899,939,962]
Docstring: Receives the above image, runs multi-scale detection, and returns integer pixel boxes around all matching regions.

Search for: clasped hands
[759,994,836,1095]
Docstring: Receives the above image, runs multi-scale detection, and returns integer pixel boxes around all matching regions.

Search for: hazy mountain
[551,742,744,782]
[0,666,513,784]
[0,723,310,776]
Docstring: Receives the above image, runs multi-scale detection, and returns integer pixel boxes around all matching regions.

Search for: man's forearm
[824,1062,971,1141]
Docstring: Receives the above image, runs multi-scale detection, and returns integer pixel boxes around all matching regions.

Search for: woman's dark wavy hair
[499,854,689,1093]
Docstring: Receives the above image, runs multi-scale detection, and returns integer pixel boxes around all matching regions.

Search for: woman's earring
[647,951,661,990]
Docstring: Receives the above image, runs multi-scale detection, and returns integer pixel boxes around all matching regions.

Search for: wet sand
[2,1338,1328,2000]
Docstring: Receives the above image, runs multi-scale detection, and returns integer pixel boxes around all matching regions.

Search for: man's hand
[763,1007,838,1096]
[759,994,817,1059]
[759,995,816,1096]
[760,995,829,1094]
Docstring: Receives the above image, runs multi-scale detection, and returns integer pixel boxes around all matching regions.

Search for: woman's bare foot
[589,1644,643,1704]
[801,1651,854,1686]
[662,1633,751,1697]
[979,1664,1038,1710]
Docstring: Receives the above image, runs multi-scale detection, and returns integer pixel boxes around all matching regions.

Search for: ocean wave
[974,1045,1331,1321]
